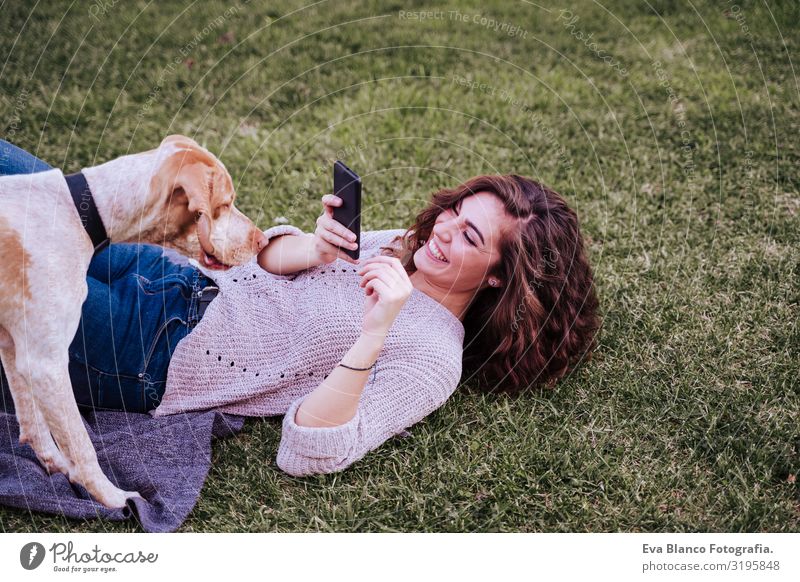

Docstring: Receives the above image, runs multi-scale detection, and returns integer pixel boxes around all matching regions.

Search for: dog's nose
[253,229,269,253]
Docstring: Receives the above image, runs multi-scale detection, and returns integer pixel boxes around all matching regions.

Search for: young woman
[0,139,600,477]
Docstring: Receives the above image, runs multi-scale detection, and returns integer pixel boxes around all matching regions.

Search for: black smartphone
[332,160,362,260]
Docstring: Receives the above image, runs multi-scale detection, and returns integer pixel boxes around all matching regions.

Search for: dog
[0,135,267,508]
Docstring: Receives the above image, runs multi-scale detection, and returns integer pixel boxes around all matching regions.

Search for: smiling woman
[377,174,602,395]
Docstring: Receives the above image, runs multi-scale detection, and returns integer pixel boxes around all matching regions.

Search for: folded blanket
[0,377,244,532]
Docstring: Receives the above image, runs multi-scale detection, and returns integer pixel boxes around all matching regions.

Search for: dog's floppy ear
[150,135,234,216]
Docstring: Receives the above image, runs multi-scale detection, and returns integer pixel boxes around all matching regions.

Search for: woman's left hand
[357,255,413,338]
[312,194,360,265]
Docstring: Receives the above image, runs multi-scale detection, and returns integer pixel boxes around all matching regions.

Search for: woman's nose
[433,220,454,243]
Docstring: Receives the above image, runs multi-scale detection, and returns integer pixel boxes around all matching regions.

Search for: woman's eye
[453,202,475,246]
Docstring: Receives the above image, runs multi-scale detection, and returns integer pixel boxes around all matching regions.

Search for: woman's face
[412,191,515,293]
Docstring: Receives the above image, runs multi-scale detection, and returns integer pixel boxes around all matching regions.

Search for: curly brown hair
[379,174,601,396]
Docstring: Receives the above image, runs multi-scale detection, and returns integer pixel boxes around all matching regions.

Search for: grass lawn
[0,0,797,532]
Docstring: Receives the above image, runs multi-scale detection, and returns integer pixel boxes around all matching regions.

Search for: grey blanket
[0,377,244,532]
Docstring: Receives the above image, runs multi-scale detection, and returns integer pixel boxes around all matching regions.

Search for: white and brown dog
[0,135,267,508]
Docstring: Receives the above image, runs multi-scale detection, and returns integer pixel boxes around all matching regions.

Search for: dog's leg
[16,345,141,508]
[0,339,72,475]
[9,283,141,508]
[17,248,143,509]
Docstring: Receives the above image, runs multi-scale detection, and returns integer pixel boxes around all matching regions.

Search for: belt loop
[189,268,204,325]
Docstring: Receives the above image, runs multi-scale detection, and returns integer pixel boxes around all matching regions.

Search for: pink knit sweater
[152,225,465,477]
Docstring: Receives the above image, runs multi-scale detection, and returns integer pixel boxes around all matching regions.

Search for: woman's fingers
[357,256,410,287]
[310,226,356,263]
[315,214,358,249]
[364,276,390,298]
[319,196,357,241]
[313,195,359,265]
[358,261,401,285]
[317,237,359,264]
[321,193,342,208]
[357,261,398,283]
[321,194,339,218]
[318,223,358,251]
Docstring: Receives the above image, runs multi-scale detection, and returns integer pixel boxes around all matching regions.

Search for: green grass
[1,0,797,532]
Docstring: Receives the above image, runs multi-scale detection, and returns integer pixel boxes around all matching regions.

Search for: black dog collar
[65,172,110,255]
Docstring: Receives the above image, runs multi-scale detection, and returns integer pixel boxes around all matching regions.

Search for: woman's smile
[425,237,449,263]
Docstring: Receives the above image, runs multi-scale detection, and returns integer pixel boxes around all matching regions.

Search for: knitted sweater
[152,225,465,477]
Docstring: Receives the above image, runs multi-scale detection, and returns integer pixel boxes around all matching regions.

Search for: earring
[488,278,499,287]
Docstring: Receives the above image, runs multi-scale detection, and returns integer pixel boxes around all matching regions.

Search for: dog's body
[0,135,266,507]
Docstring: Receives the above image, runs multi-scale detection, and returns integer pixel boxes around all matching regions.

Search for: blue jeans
[0,139,214,412]
[0,140,52,175]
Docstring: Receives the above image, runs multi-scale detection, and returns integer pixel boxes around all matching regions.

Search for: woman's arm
[292,253,404,426]
[256,231,326,275]
[257,193,359,276]
[275,331,463,477]
[275,254,441,477]
[293,331,385,427]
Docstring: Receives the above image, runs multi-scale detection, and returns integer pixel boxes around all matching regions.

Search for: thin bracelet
[337,360,376,371]
[361,329,388,338]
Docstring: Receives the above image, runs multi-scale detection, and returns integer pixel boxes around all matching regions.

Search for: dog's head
[149,135,266,270]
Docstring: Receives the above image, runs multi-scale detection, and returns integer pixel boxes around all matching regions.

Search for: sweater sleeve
[275,343,462,477]
[262,223,306,243]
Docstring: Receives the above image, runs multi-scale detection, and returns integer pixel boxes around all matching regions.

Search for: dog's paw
[20,433,73,475]
[92,485,136,509]
[68,469,137,508]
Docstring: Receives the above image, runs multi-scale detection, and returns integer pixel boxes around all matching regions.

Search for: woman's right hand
[312,194,359,265]
[357,255,413,338]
